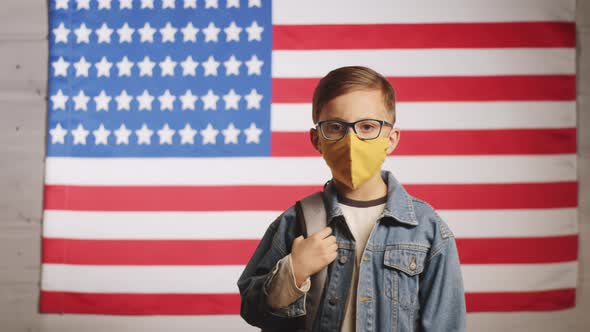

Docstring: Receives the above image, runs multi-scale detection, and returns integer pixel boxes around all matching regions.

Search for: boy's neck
[332,172,388,202]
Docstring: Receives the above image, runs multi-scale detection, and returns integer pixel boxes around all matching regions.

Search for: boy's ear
[310,128,322,153]
[386,127,400,155]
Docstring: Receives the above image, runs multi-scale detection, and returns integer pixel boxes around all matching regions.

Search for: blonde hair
[312,66,396,124]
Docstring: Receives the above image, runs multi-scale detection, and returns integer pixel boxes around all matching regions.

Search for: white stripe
[272,49,574,78]
[45,155,577,185]
[39,315,256,331]
[272,0,575,24]
[41,262,577,293]
[271,102,577,131]
[463,262,577,293]
[273,0,575,24]
[42,208,578,240]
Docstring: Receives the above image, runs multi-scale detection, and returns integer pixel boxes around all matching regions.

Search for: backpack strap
[294,191,328,331]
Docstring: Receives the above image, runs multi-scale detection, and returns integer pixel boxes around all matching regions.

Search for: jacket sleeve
[236,209,308,329]
[418,216,467,332]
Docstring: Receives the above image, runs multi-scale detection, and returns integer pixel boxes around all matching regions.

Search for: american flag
[41,0,578,328]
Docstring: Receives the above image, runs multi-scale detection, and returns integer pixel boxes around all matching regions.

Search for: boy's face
[310,89,400,154]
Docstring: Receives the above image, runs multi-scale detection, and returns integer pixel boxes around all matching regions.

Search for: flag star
[159,56,177,76]
[73,90,90,111]
[226,0,240,8]
[138,22,156,42]
[205,0,218,8]
[74,23,92,43]
[184,0,197,8]
[141,0,154,8]
[95,23,114,43]
[157,123,176,144]
[223,55,241,76]
[248,0,261,7]
[201,123,219,144]
[135,123,153,145]
[179,123,197,144]
[244,88,263,110]
[116,56,134,77]
[180,90,198,110]
[202,22,220,42]
[136,90,154,111]
[115,90,133,110]
[222,122,241,144]
[52,56,69,77]
[50,123,68,144]
[244,122,263,144]
[201,90,219,110]
[72,123,89,145]
[246,21,264,41]
[74,56,91,77]
[94,90,112,111]
[138,56,156,76]
[93,123,111,145]
[97,0,112,9]
[53,22,70,43]
[159,22,177,42]
[222,89,241,110]
[50,89,69,111]
[202,56,220,77]
[95,56,113,77]
[162,0,175,8]
[117,23,134,43]
[158,89,176,111]
[119,0,133,9]
[180,56,198,76]
[245,54,264,75]
[181,22,198,42]
[55,0,69,10]
[76,0,90,10]
[114,123,131,145]
[224,21,242,42]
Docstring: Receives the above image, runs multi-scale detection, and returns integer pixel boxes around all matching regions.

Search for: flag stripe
[271,102,577,131]
[273,0,575,24]
[273,23,575,49]
[42,208,578,239]
[272,49,574,77]
[42,236,577,265]
[270,129,577,156]
[39,261,578,293]
[44,155,577,185]
[271,76,576,103]
[43,182,577,211]
[39,289,576,314]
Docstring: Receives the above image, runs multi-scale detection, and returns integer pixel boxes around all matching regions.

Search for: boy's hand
[291,227,338,287]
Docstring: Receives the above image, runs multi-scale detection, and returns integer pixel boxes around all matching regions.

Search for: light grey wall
[0,1,588,331]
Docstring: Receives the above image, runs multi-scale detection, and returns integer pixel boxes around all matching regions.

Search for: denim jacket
[237,170,467,331]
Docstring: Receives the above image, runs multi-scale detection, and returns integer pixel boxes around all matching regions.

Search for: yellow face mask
[319,132,390,190]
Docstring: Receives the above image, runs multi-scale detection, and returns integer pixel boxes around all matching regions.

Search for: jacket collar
[322,170,418,226]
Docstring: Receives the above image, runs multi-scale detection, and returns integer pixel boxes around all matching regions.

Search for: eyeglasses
[315,118,394,141]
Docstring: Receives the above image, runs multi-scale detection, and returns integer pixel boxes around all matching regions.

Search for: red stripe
[456,235,578,264]
[40,291,239,315]
[42,238,260,265]
[466,289,576,312]
[272,76,576,103]
[42,236,577,265]
[39,289,575,314]
[273,22,575,49]
[271,128,577,156]
[44,182,577,211]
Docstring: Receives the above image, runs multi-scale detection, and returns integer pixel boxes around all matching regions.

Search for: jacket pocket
[383,245,428,309]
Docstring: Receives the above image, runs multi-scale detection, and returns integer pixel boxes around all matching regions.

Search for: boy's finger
[311,226,332,239]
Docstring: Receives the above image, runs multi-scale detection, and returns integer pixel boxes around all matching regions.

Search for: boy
[237,66,466,331]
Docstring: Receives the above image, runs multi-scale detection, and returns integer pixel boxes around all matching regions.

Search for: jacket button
[329,297,338,305]
[339,255,348,264]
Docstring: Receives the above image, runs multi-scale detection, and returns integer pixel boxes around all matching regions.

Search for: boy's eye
[357,121,379,133]
[325,122,344,132]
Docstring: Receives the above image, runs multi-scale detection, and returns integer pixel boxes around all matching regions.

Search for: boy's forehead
[319,89,390,121]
